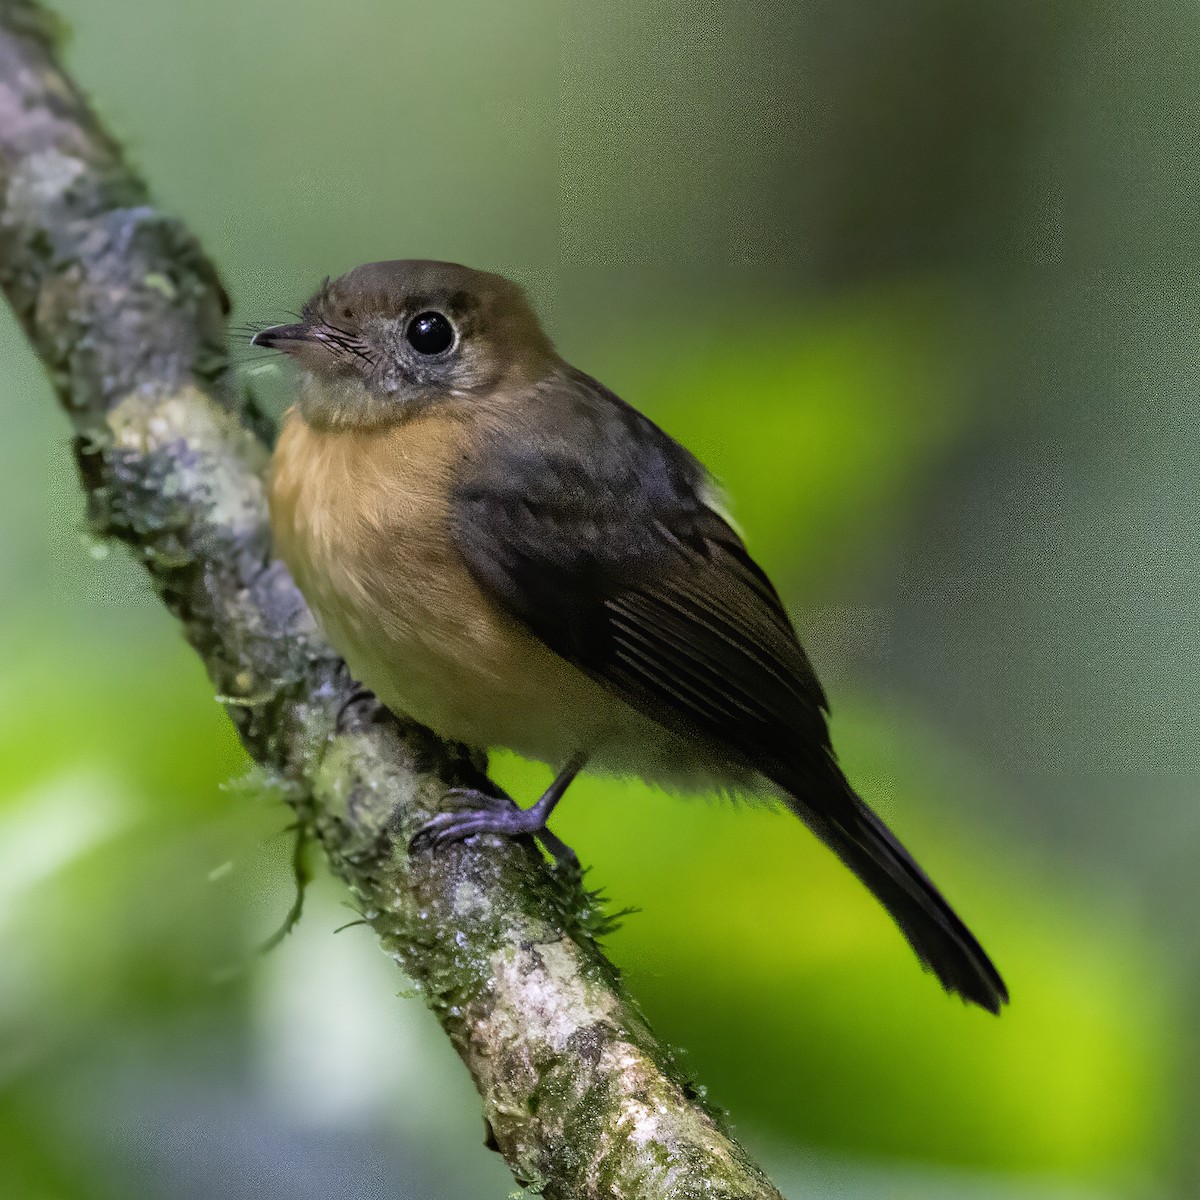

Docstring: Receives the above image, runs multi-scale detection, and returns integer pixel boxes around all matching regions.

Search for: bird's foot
[411,787,580,876]
[417,788,533,841]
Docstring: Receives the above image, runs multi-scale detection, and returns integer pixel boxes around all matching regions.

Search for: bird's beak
[251,322,314,350]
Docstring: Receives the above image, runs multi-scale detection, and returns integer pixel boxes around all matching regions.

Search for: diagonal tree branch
[0,3,786,1196]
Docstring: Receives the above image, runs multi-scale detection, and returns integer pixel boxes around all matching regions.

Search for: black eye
[405,311,454,355]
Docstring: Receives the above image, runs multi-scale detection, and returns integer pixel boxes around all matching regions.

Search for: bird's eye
[405,311,454,355]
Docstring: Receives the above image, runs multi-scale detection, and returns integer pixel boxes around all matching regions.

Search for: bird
[254,258,1008,1014]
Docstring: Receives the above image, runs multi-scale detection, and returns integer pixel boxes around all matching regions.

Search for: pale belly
[308,543,630,769]
[267,409,731,788]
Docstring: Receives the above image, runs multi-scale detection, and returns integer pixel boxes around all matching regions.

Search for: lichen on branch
[0,3,786,1196]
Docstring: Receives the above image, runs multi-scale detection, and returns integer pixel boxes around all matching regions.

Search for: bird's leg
[411,753,586,872]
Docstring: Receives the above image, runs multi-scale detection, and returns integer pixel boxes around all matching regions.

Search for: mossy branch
[0,3,786,1197]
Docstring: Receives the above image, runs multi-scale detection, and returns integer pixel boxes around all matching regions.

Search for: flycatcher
[256,259,1007,1013]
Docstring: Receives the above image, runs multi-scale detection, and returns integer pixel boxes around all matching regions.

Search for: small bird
[256,259,1007,1013]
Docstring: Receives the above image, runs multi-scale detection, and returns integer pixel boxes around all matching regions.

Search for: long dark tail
[776,765,1008,1014]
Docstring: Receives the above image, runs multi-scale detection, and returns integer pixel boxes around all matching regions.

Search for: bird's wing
[452,371,1010,1014]
[450,369,833,786]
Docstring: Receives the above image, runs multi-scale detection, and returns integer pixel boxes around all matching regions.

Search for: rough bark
[0,4,786,1197]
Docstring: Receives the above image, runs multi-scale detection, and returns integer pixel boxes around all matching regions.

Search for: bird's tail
[776,765,1008,1014]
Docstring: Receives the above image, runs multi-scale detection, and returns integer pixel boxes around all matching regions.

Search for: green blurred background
[1,1,1193,1196]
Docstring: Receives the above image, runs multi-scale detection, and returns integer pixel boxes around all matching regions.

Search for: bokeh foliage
[0,1,1188,1198]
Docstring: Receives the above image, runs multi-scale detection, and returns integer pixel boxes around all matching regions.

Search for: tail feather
[777,767,1008,1014]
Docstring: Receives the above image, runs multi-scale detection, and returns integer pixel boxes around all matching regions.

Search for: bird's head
[252,259,556,428]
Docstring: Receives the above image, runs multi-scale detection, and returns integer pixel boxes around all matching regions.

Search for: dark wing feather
[451,368,832,786]
[451,368,1008,1013]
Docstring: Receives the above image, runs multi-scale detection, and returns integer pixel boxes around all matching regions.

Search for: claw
[410,792,539,851]
[336,684,378,733]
